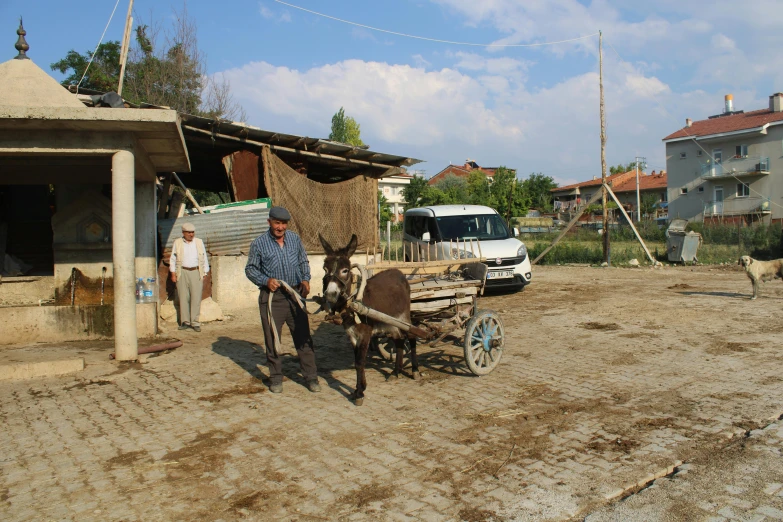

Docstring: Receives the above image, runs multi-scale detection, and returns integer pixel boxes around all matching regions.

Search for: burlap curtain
[262,146,378,253]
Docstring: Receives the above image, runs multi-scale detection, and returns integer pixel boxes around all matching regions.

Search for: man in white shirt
[170,223,210,332]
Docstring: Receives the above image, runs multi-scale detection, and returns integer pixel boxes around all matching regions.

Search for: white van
[403,205,532,290]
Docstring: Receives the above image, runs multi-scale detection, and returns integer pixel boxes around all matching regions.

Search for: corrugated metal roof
[179,113,423,169]
[159,208,269,256]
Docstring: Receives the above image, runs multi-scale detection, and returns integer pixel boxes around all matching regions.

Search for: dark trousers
[259,289,317,385]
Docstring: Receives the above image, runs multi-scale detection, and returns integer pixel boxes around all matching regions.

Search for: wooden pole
[157,173,172,219]
[599,30,609,264]
[117,0,134,96]
[171,172,204,214]
[604,184,656,264]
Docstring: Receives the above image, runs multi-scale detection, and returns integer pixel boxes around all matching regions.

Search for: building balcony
[703,197,772,217]
[700,156,770,179]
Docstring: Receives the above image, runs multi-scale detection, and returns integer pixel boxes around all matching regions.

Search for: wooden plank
[532,189,603,265]
[409,280,482,292]
[411,286,478,301]
[411,296,473,312]
[222,150,261,201]
[369,258,486,271]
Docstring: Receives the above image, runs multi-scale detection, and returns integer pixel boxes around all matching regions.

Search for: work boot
[306,380,321,393]
[269,383,283,394]
[178,323,190,330]
[192,325,201,332]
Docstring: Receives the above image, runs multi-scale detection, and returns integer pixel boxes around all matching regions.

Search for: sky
[3,0,783,187]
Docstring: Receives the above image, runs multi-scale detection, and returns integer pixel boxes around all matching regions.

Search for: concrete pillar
[112,150,138,361]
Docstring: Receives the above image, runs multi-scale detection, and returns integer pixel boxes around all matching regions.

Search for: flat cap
[181,222,195,232]
[269,206,291,221]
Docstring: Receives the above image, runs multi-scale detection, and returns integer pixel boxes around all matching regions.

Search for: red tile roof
[428,162,505,185]
[552,170,637,192]
[612,172,667,193]
[664,108,783,140]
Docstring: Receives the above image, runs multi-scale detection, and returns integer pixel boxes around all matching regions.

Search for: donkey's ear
[345,234,358,257]
[318,233,335,256]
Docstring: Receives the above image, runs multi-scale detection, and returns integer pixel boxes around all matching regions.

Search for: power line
[274,0,598,48]
[77,0,123,91]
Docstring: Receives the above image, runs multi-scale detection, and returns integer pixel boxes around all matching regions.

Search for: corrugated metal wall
[159,208,269,257]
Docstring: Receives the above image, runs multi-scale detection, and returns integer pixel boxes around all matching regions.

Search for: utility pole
[117,0,134,96]
[635,156,646,222]
[599,31,609,263]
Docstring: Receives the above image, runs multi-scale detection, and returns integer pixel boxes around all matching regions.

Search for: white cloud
[258,2,291,23]
[412,54,431,68]
[217,57,704,186]
[711,33,736,51]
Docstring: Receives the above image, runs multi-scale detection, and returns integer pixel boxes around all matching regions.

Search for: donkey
[319,233,420,406]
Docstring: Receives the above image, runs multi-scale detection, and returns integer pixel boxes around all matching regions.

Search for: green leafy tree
[640,193,659,220]
[345,117,365,147]
[401,174,428,210]
[329,107,347,143]
[609,162,637,175]
[378,190,393,227]
[418,185,454,206]
[329,108,365,146]
[51,6,245,120]
[50,41,122,92]
[520,173,557,211]
[466,170,492,206]
[434,174,468,203]
[490,167,528,218]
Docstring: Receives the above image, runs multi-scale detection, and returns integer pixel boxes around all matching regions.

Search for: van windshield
[435,214,510,241]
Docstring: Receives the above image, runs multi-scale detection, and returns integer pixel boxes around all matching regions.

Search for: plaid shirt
[245,229,311,289]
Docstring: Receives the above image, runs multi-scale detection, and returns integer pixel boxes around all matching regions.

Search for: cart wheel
[463,310,504,376]
[375,337,411,366]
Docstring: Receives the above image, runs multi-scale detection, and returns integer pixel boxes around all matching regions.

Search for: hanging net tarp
[262,146,379,253]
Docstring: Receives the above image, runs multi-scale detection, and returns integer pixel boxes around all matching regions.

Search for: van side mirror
[422,231,431,242]
[513,227,520,237]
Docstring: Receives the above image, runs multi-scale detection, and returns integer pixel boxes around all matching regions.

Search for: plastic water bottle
[135,278,144,304]
[144,278,156,303]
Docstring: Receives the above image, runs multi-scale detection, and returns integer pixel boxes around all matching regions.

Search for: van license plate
[488,270,514,279]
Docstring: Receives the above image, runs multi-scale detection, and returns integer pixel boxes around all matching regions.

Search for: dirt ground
[1,263,782,521]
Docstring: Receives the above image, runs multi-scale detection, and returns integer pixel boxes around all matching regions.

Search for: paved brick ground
[0,265,781,521]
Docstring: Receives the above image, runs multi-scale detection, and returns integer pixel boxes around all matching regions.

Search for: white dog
[738,255,783,300]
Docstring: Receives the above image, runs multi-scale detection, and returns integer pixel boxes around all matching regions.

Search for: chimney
[724,94,734,113]
[685,118,692,127]
[770,93,783,113]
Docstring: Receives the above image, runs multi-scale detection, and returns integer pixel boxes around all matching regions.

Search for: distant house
[550,170,667,220]
[378,172,413,222]
[428,159,515,185]
[663,93,783,225]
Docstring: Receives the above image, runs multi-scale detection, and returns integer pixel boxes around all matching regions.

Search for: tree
[434,174,468,203]
[51,5,245,121]
[640,193,659,220]
[490,167,528,218]
[50,41,121,92]
[466,170,492,206]
[401,174,428,210]
[520,173,557,212]
[609,162,637,175]
[329,107,347,143]
[378,190,393,227]
[329,107,365,146]
[344,117,365,147]
[418,185,454,206]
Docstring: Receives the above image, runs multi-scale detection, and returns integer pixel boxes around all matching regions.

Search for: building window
[680,152,687,159]
[737,183,750,197]
[697,150,703,157]
[698,186,704,193]
[735,145,748,158]
[680,187,688,195]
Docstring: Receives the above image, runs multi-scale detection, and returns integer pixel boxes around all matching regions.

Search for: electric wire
[274,0,598,48]
[76,0,123,92]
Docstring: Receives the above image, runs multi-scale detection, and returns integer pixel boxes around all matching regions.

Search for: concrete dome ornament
[14,17,30,60]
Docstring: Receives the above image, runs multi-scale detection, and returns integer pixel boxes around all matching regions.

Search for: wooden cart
[352,259,506,376]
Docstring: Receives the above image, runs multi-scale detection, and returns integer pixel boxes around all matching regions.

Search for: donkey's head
[319,233,358,311]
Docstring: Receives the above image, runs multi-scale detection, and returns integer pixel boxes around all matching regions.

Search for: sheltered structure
[0,22,190,359]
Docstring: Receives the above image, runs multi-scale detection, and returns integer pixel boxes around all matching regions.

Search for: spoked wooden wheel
[463,310,504,375]
[374,337,411,367]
